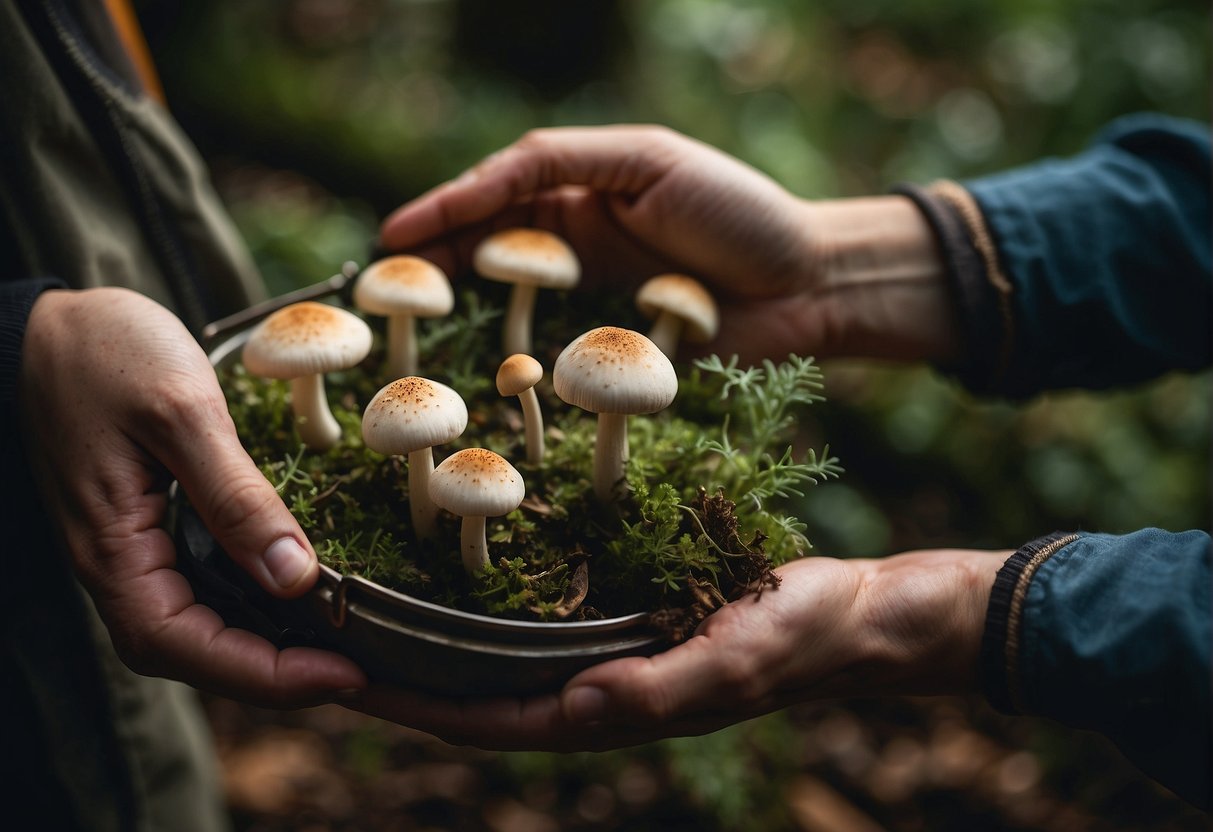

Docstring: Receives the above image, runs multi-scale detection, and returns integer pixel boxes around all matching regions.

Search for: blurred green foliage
[140,1,1209,828]
[140,0,1209,555]
[142,0,1209,208]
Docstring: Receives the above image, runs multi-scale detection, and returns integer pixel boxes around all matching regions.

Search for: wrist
[801,196,962,362]
[847,548,1010,697]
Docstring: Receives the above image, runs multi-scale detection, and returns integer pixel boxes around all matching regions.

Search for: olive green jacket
[2,3,265,831]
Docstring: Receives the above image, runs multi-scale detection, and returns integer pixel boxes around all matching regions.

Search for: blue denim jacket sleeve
[981,529,1212,808]
[926,114,1212,397]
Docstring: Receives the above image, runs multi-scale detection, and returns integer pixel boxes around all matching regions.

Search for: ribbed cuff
[0,278,65,407]
[980,531,1081,714]
[891,183,1005,392]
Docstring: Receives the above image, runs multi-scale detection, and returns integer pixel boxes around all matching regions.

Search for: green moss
[222,294,840,627]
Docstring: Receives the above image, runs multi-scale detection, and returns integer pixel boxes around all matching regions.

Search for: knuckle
[204,471,281,538]
[515,127,553,151]
[643,123,677,140]
[632,673,680,723]
[143,384,225,437]
[640,123,681,150]
[107,617,157,676]
[720,656,764,705]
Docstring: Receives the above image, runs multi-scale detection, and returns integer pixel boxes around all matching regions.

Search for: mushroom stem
[503,283,538,356]
[290,374,341,450]
[386,314,418,378]
[647,311,684,359]
[518,386,545,465]
[407,447,438,539]
[593,412,629,502]
[459,515,490,573]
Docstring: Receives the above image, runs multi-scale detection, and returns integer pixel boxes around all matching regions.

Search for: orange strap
[101,0,165,104]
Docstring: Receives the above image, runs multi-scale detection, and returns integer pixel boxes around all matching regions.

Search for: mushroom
[353,255,454,378]
[242,301,372,450]
[429,448,525,574]
[473,228,581,356]
[496,353,545,465]
[553,326,678,503]
[361,377,468,540]
[635,273,719,358]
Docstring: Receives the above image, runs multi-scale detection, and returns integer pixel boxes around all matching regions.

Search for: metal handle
[200,260,361,345]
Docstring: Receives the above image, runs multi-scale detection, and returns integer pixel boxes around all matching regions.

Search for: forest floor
[204,690,1207,831]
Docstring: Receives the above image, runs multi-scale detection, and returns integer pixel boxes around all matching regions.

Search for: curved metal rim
[315,564,650,635]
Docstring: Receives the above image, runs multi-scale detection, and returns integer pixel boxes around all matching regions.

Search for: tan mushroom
[353,255,454,378]
[496,353,545,465]
[553,326,678,502]
[635,273,719,358]
[362,377,468,539]
[473,228,580,356]
[242,301,372,450]
[429,448,525,573]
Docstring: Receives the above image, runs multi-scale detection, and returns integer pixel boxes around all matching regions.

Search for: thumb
[154,398,318,598]
[560,635,754,727]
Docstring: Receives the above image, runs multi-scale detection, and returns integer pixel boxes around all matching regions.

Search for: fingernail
[263,537,312,589]
[563,686,609,723]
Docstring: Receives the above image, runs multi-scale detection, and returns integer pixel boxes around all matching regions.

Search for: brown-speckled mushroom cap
[552,326,678,415]
[242,301,372,378]
[473,228,581,289]
[429,447,525,517]
[361,376,468,456]
[495,353,544,397]
[635,273,720,343]
[353,255,454,318]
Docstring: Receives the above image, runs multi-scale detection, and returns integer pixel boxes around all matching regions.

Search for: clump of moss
[222,291,840,627]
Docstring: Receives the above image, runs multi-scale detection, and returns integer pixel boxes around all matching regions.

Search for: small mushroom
[496,354,545,465]
[473,228,581,356]
[362,377,468,539]
[635,273,719,358]
[429,448,525,574]
[353,255,454,378]
[242,301,372,450]
[553,326,678,502]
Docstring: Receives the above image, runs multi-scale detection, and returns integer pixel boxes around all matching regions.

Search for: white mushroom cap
[242,301,372,379]
[353,255,454,318]
[362,377,468,456]
[553,326,678,416]
[635,274,719,343]
[242,302,373,450]
[353,256,454,378]
[473,228,581,290]
[496,353,544,397]
[362,377,468,540]
[475,228,582,356]
[429,448,525,518]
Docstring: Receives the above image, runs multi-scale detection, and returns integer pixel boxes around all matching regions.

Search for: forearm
[802,196,962,364]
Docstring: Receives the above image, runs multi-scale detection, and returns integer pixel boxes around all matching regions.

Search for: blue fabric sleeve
[964,114,1211,397]
[986,529,1211,808]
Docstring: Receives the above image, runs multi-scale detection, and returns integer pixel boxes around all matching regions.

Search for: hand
[380,125,959,364]
[349,548,1007,750]
[19,287,367,706]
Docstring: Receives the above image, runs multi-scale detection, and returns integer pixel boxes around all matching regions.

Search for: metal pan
[175,265,665,696]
